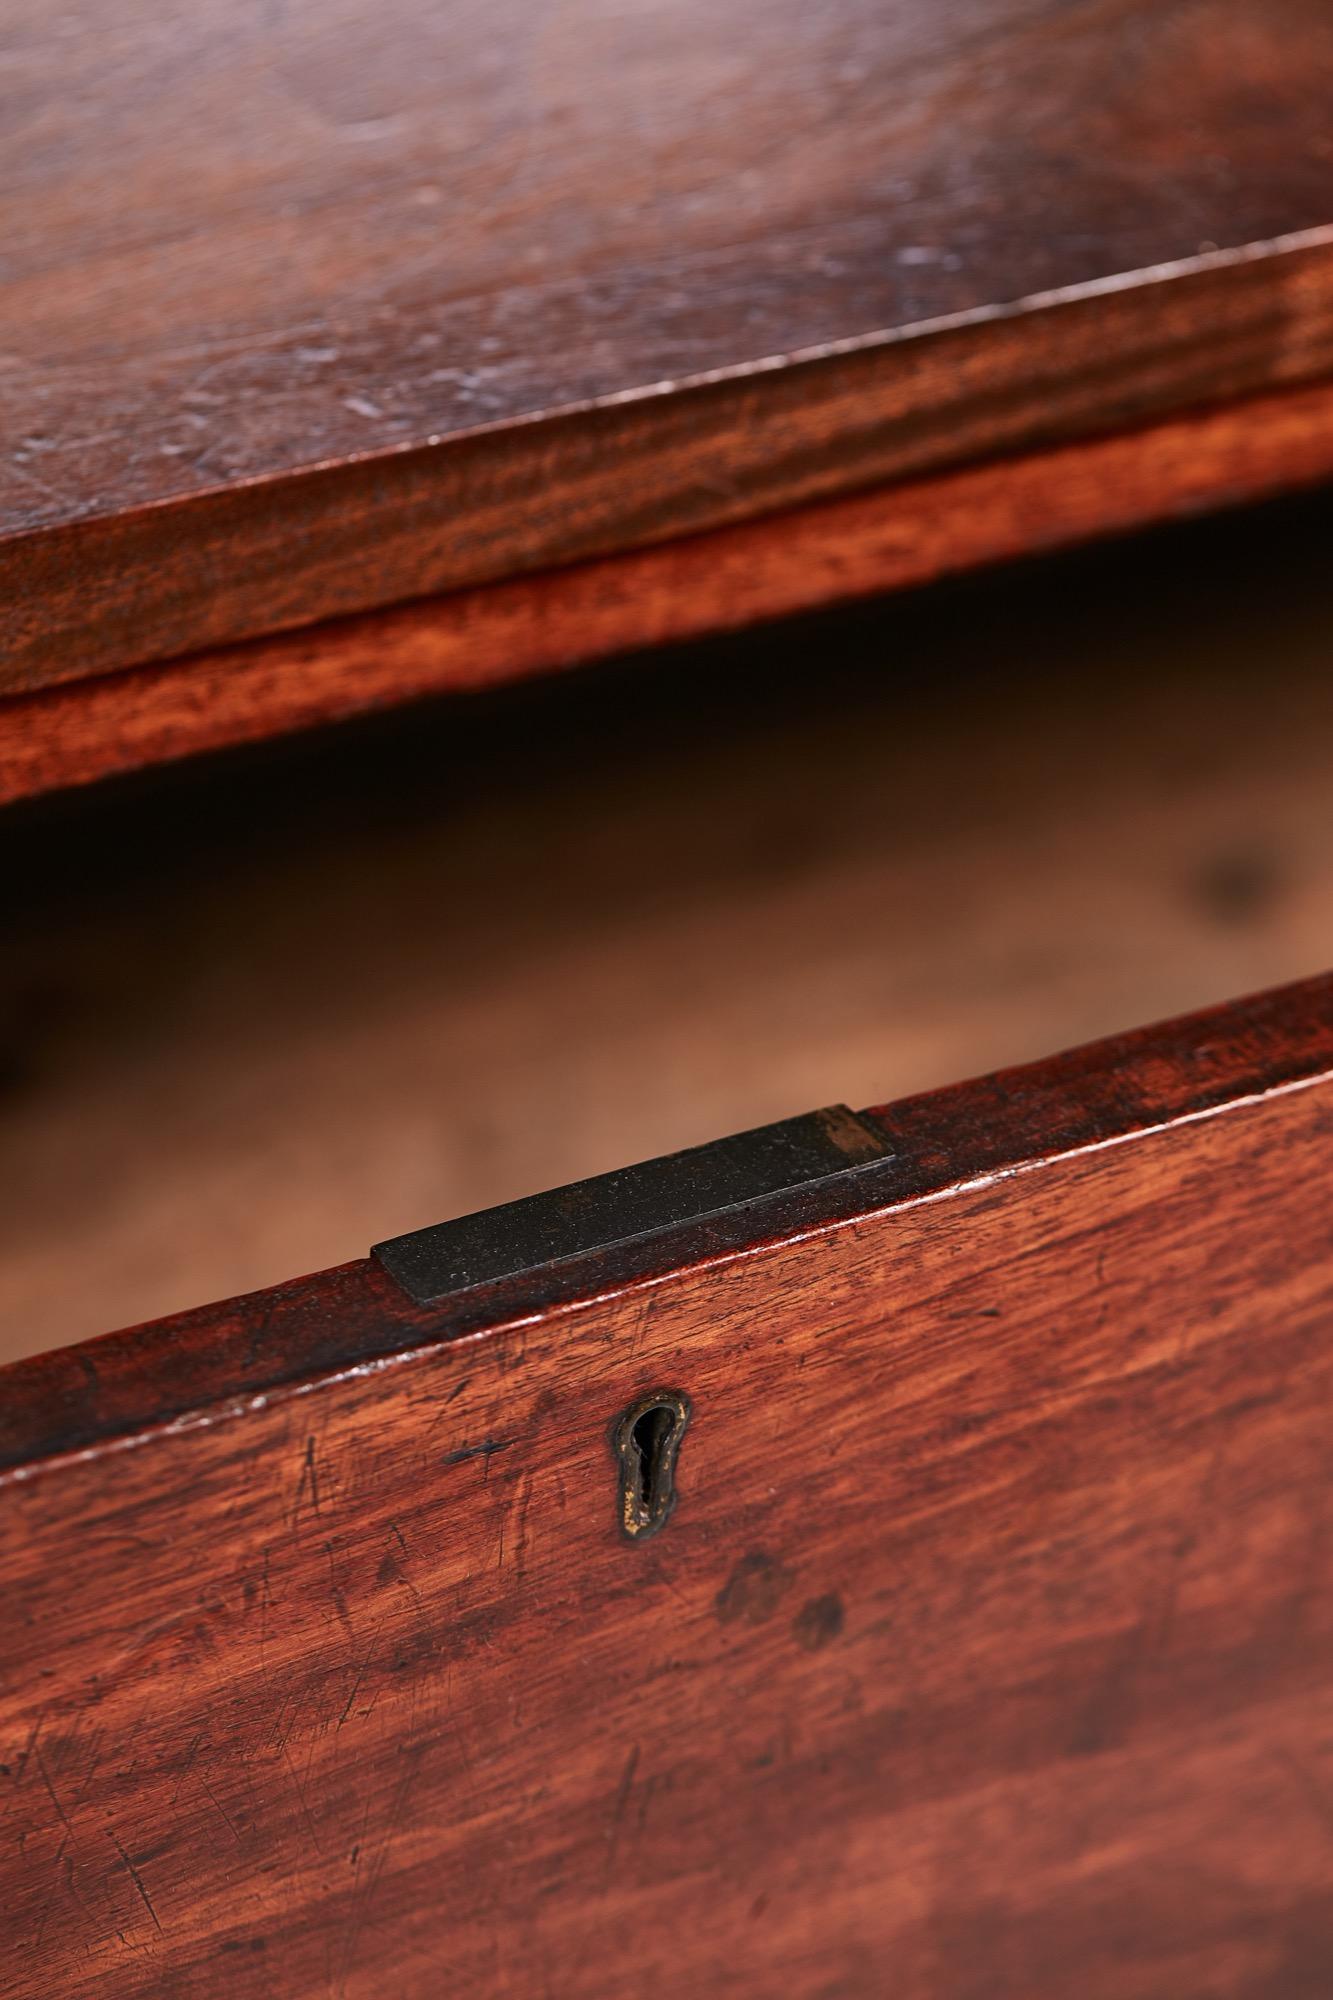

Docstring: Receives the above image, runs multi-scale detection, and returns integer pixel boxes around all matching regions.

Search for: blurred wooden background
[3,488,1332,1363]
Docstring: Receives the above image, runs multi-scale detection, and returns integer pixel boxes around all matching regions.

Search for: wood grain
[1,975,1331,1995]
[5,0,1333,691]
[9,373,1333,806]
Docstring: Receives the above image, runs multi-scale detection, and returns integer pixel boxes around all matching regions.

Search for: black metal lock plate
[372,1105,893,1308]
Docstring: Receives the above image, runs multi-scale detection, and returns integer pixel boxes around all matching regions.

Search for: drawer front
[2,975,1330,1997]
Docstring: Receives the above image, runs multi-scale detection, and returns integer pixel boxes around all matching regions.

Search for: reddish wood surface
[1,975,1331,1995]
[9,375,1333,806]
[4,0,1333,692]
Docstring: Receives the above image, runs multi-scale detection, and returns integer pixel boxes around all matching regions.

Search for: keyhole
[613,1391,690,1541]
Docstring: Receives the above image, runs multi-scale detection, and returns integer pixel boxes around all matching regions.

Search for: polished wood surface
[6,489,1333,1363]
[1,975,1331,1994]
[9,375,1333,806]
[4,0,1333,693]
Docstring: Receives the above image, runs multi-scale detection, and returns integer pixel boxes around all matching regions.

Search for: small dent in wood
[716,1551,793,1625]
[793,1592,845,1650]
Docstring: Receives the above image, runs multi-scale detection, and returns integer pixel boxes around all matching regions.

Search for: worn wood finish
[2,976,1331,1995]
[9,374,1333,806]
[5,0,1333,692]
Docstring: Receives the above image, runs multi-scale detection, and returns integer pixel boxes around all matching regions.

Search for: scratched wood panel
[5,0,1333,690]
[1,976,1330,1995]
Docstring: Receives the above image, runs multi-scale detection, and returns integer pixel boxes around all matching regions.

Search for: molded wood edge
[5,230,1333,700]
[6,369,1333,807]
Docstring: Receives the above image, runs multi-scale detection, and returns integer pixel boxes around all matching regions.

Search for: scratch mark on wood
[14,1708,48,1785]
[441,1438,511,1469]
[62,1847,99,1933]
[108,1830,163,1936]
[280,1741,324,1859]
[608,1742,640,1860]
[169,1731,203,1806]
[259,1547,272,1682]
[630,1291,659,1359]
[200,1777,243,1845]
[324,1540,355,1641]
[33,1745,73,1837]
[335,1745,425,1997]
[293,1435,322,1525]
[512,1470,535,1582]
[339,1622,385,1729]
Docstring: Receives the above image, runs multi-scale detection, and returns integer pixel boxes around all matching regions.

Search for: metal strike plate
[372,1105,893,1308]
